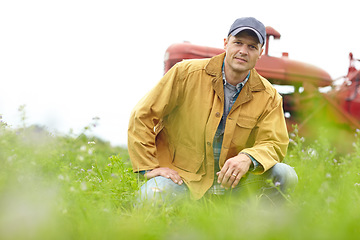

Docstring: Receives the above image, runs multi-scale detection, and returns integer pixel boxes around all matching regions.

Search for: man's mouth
[235,57,247,63]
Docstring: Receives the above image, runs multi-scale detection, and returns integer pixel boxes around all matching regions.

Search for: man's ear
[224,37,228,50]
[258,48,264,59]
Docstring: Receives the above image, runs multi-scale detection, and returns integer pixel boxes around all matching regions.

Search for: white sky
[1,0,359,147]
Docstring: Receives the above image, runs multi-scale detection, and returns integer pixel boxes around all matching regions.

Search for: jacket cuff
[138,170,152,175]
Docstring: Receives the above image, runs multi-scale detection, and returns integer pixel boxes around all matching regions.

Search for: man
[128,17,298,203]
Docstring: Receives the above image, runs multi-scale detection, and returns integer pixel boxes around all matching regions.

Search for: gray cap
[228,17,266,45]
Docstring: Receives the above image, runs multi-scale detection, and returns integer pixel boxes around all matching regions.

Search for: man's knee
[267,163,298,193]
[139,176,188,203]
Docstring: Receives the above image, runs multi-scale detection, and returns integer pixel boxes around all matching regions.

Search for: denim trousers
[138,163,298,204]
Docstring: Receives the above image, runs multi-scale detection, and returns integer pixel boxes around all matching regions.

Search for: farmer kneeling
[128,17,298,204]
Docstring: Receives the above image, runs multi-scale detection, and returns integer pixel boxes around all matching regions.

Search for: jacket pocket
[231,116,257,147]
[172,143,204,173]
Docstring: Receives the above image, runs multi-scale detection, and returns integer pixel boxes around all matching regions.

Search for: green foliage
[1,114,360,240]
[0,114,138,240]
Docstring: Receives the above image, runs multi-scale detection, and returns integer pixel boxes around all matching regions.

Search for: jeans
[138,163,298,204]
[138,175,189,204]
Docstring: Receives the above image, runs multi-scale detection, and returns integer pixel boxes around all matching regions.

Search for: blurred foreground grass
[1,114,360,240]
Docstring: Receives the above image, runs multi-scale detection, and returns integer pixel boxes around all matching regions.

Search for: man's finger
[171,174,183,185]
[231,174,242,188]
[219,170,234,189]
[217,165,229,184]
[217,171,223,184]
[159,172,170,179]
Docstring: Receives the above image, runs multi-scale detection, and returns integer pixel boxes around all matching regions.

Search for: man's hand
[216,154,252,189]
[144,167,183,185]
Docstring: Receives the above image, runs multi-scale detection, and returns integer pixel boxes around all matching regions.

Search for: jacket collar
[206,53,225,103]
[205,53,225,77]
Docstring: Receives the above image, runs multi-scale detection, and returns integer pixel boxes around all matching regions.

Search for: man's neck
[224,68,250,86]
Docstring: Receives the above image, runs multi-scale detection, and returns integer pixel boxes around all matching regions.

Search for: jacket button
[207,142,211,146]
[215,112,221,117]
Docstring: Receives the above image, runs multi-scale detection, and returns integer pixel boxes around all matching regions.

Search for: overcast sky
[1,0,359,146]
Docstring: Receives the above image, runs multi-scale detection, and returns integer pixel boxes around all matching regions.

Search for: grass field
[1,113,360,240]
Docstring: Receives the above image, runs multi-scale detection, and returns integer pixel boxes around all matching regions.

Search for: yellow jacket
[128,53,289,200]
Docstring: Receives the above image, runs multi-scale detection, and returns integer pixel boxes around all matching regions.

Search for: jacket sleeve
[127,63,183,172]
[241,92,289,173]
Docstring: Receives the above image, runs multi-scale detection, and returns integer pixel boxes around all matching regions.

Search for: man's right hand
[144,167,183,185]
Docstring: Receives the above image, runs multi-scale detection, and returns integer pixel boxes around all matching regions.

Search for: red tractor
[163,27,360,150]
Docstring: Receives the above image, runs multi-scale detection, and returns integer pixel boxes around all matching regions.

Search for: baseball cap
[228,17,266,45]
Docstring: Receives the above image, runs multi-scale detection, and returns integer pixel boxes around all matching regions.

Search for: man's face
[224,31,264,76]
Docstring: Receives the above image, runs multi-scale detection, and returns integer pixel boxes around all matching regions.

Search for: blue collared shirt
[213,68,259,175]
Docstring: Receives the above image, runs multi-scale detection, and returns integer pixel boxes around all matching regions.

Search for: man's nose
[238,45,248,55]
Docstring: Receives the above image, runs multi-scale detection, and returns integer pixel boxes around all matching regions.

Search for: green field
[1,113,360,240]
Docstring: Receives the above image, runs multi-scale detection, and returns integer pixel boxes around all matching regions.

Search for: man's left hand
[216,154,252,189]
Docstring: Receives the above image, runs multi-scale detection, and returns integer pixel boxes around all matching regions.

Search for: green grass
[1,114,360,240]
